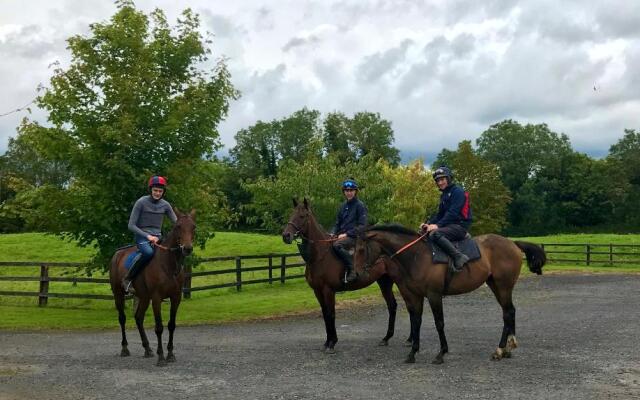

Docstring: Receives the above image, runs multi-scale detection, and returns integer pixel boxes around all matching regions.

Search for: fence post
[184,263,192,299]
[280,255,286,284]
[39,264,49,307]
[268,255,273,284]
[586,244,591,266]
[235,257,242,291]
[609,244,613,266]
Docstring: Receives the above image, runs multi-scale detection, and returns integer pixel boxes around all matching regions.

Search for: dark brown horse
[354,224,546,364]
[282,198,400,353]
[109,208,196,366]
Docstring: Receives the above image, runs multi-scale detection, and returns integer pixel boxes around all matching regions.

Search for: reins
[389,231,429,259]
[286,221,339,244]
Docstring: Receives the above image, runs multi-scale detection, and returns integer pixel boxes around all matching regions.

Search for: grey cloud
[282,35,322,52]
[200,10,240,38]
[254,6,275,30]
[595,3,640,39]
[0,24,58,59]
[356,39,413,83]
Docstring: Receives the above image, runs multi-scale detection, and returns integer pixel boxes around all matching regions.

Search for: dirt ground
[1,273,639,400]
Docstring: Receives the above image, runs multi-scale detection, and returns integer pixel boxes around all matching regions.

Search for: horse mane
[366,223,419,237]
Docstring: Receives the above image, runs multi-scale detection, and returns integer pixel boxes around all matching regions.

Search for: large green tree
[606,129,640,229]
[476,120,574,233]
[230,107,321,180]
[476,120,573,194]
[19,1,237,266]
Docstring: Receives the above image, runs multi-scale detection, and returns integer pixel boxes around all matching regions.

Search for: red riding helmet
[148,175,167,189]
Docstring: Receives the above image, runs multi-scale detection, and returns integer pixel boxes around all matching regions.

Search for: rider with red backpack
[420,166,473,272]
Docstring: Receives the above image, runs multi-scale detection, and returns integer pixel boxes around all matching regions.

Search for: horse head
[172,207,196,256]
[282,198,312,244]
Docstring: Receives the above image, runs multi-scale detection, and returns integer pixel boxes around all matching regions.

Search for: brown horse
[109,208,196,366]
[354,224,546,364]
[282,198,400,353]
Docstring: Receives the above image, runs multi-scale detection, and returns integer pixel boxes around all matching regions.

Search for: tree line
[0,2,638,268]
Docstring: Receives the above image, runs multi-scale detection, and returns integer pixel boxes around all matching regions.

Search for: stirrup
[123,279,136,295]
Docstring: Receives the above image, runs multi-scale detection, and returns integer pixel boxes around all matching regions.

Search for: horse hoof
[502,351,512,359]
[404,355,416,364]
[491,348,504,361]
[431,357,444,365]
[378,339,389,347]
[506,335,518,350]
[166,354,176,363]
[156,359,167,367]
[120,348,130,357]
[325,347,336,355]
[144,349,154,358]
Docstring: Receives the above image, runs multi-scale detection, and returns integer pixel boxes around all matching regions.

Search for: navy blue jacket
[427,184,472,230]
[331,197,368,238]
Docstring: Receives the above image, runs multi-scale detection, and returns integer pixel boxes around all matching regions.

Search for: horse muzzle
[282,232,294,244]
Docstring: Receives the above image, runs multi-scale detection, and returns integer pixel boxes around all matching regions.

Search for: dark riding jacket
[330,197,368,238]
[427,184,472,230]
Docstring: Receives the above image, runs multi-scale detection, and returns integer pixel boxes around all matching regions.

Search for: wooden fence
[1,244,639,307]
[0,253,304,306]
[540,243,640,266]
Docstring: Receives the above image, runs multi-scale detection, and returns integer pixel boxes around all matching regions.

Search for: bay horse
[109,208,196,366]
[354,224,546,364]
[282,198,400,353]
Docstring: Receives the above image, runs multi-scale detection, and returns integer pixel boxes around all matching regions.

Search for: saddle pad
[431,237,481,265]
[124,250,140,270]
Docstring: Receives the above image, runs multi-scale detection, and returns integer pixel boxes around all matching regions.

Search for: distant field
[0,232,638,330]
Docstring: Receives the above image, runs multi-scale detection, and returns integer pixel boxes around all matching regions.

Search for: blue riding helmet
[341,179,358,190]
[432,166,453,182]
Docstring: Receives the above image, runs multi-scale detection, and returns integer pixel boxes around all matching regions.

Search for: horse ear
[292,198,298,207]
[189,208,196,218]
[303,197,309,209]
[174,207,183,217]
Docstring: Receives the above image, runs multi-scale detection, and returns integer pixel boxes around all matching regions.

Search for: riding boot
[434,235,469,272]
[122,254,144,295]
[335,247,357,283]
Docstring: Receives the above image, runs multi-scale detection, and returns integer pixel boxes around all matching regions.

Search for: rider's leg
[429,226,469,272]
[123,235,156,294]
[333,236,357,283]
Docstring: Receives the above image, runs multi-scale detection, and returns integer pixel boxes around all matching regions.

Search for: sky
[1,0,639,164]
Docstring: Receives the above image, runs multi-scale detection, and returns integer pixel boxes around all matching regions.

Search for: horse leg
[313,287,338,353]
[399,289,423,363]
[166,296,180,363]
[426,292,448,364]
[151,296,166,366]
[115,294,130,357]
[376,275,397,346]
[134,296,154,358]
[486,277,517,360]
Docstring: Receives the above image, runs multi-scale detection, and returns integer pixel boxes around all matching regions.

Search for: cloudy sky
[1,0,639,163]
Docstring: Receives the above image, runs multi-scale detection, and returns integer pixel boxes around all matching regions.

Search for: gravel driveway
[1,273,639,400]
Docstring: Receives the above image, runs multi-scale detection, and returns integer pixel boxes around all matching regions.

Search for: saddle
[427,234,481,267]
[122,238,166,270]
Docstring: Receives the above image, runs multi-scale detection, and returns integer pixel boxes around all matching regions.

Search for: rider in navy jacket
[421,166,472,272]
[330,178,368,283]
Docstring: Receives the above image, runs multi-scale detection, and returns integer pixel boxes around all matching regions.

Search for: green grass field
[0,232,639,330]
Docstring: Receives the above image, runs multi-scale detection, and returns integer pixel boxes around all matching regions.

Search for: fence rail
[0,252,305,306]
[539,243,640,266]
[1,243,639,306]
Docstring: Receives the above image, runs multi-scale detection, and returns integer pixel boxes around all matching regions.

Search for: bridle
[286,216,338,244]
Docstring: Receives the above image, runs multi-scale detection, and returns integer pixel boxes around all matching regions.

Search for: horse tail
[514,241,547,275]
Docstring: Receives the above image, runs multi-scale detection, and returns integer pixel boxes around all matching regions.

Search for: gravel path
[1,273,639,400]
